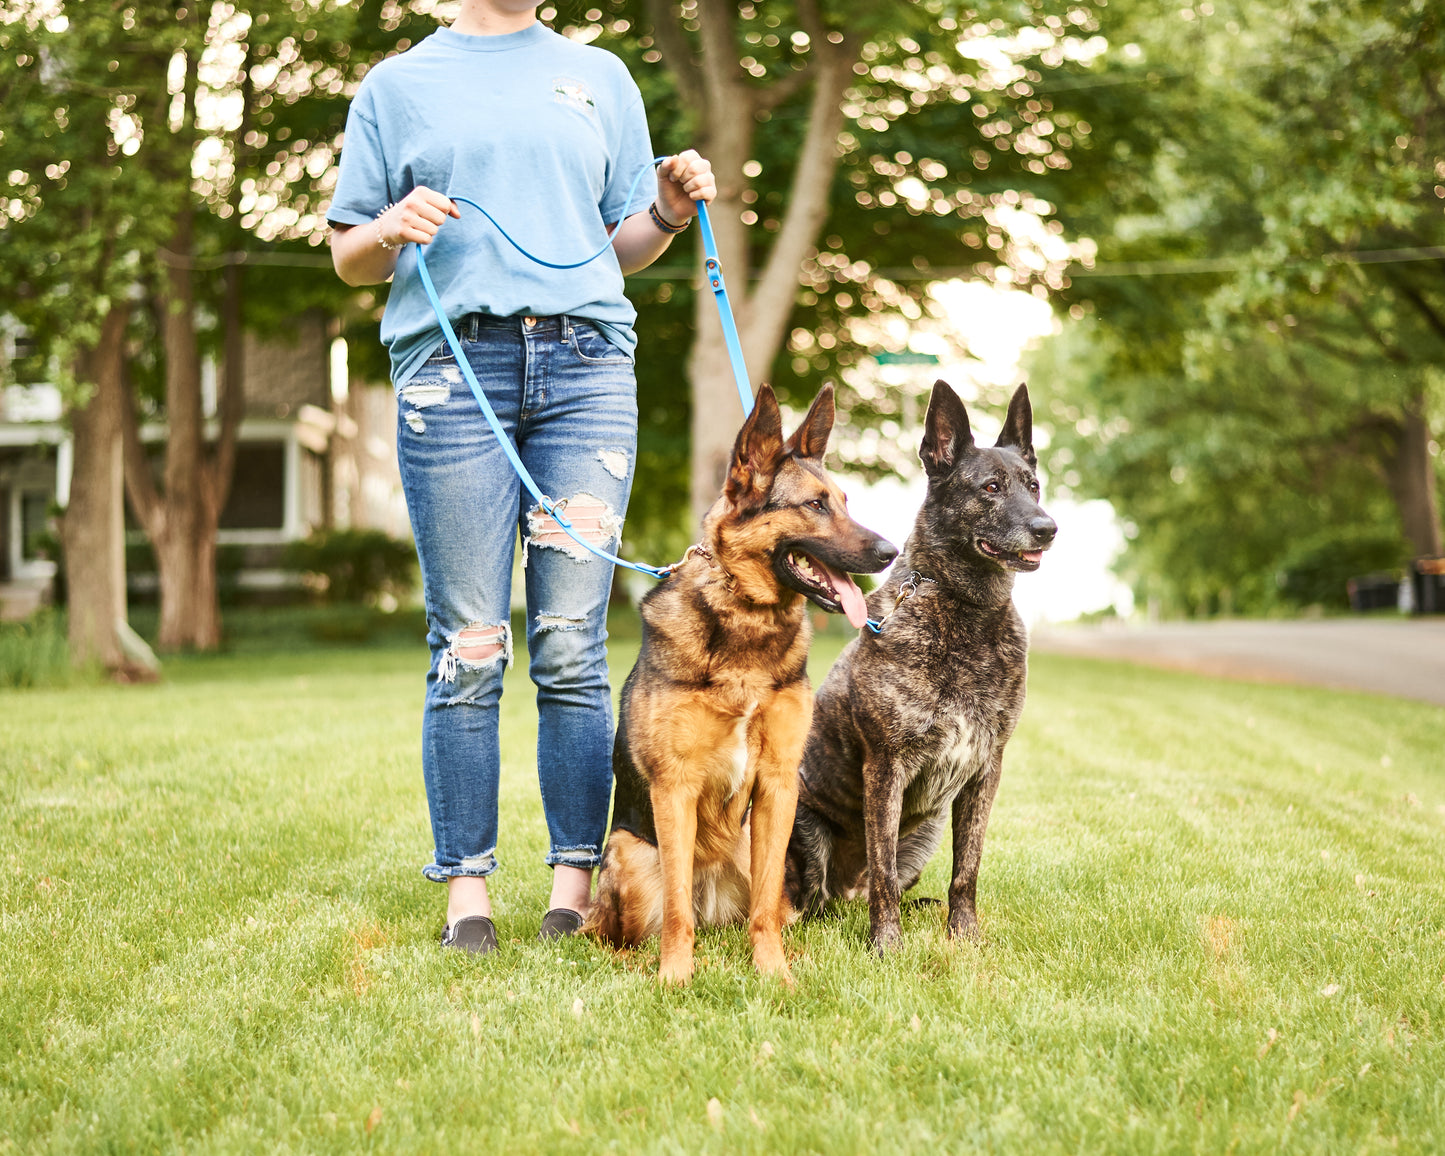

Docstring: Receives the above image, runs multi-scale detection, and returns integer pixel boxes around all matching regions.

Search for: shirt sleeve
[598,89,656,226]
[326,83,391,228]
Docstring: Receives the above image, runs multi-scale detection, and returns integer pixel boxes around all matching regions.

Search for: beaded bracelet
[648,201,690,235]
[374,203,399,251]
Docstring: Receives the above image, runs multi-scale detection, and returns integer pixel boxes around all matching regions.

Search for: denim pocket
[569,321,632,365]
[420,339,456,367]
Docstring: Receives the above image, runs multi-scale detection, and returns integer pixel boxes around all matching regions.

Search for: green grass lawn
[2,622,1443,1153]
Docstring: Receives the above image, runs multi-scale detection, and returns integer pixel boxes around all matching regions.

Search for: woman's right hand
[376,187,461,248]
[333,186,461,285]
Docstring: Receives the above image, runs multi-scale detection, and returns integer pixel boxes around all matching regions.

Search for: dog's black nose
[872,539,899,567]
[1029,517,1057,546]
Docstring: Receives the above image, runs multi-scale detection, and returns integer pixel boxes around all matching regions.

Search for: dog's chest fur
[902,704,996,817]
[800,584,1027,828]
[608,568,811,854]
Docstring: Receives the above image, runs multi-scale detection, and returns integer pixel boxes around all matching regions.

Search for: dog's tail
[581,830,665,948]
[784,800,833,919]
[582,842,627,948]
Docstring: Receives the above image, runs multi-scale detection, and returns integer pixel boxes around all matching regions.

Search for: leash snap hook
[660,542,712,577]
[864,571,932,635]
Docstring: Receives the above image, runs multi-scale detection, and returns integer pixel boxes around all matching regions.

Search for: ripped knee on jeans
[438,621,512,682]
[535,611,587,633]
[523,493,622,565]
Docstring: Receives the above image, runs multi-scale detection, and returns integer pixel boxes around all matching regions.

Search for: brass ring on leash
[869,571,933,632]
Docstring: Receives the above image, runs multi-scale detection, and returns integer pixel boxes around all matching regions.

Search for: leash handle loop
[445,156,661,270]
[694,200,755,418]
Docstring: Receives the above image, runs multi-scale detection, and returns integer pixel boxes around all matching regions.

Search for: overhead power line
[1070,246,1445,278]
[159,242,1445,284]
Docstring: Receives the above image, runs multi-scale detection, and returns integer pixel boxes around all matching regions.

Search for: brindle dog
[785,380,1056,953]
[584,384,896,984]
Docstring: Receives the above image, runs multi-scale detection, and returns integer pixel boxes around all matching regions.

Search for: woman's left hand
[655,150,716,225]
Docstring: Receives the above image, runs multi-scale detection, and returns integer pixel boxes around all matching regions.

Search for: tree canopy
[1031,0,1445,615]
[567,0,1108,555]
[8,0,1438,632]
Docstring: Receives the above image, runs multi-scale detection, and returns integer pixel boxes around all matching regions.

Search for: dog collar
[660,542,712,576]
[660,542,740,590]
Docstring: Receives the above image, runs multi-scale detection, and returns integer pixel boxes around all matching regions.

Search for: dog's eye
[806,498,828,513]
[983,481,1002,494]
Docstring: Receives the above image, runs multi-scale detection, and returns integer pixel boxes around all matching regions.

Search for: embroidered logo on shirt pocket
[552,78,597,117]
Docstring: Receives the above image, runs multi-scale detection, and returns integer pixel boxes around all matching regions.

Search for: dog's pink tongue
[838,578,868,629]
[815,560,868,628]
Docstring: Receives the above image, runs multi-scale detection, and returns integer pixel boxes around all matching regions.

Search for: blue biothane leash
[411,155,752,579]
[412,157,901,633]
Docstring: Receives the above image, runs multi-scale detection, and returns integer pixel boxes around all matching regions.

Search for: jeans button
[523,316,537,328]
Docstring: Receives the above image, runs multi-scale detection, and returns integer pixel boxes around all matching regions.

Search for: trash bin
[1346,572,1403,612]
[1411,556,1445,615]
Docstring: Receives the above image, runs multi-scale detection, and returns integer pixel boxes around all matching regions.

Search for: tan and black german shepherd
[583,384,896,984]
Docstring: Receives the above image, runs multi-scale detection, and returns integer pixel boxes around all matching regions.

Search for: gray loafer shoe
[539,908,584,941]
[441,914,497,954]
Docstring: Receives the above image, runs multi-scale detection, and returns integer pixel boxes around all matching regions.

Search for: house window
[20,490,51,560]
[9,334,48,385]
[220,442,286,530]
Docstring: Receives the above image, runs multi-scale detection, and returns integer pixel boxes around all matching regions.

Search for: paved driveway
[1030,618,1445,707]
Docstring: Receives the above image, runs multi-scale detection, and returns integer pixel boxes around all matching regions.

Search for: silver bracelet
[374,203,399,251]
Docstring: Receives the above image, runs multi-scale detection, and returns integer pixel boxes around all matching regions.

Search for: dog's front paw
[870,922,902,956]
[946,906,980,942]
[752,939,793,986]
[658,953,695,986]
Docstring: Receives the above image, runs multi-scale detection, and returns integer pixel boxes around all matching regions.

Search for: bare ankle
[549,864,593,916]
[447,875,491,925]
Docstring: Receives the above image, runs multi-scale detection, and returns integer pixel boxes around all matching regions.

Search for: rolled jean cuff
[422,849,498,882]
[545,844,602,870]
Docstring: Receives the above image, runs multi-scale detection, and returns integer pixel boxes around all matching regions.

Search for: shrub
[1277,527,1409,611]
[283,529,418,606]
[0,609,74,689]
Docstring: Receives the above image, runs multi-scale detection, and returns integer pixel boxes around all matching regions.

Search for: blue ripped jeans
[395,313,637,883]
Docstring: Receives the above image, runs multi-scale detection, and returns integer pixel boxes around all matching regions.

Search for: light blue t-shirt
[327,22,656,387]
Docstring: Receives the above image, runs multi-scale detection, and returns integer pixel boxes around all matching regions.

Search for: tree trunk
[125,202,237,653]
[61,303,130,670]
[153,205,218,650]
[1386,392,1443,558]
[678,1,857,525]
[153,522,221,649]
[121,250,243,653]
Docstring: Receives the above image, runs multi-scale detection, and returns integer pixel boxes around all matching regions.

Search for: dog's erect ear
[783,383,835,461]
[725,384,785,511]
[919,379,974,478]
[995,383,1035,467]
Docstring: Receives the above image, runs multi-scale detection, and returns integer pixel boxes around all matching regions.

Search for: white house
[0,314,407,620]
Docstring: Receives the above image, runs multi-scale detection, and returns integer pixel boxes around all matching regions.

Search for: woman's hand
[376,187,461,249]
[330,186,460,286]
[654,150,716,226]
